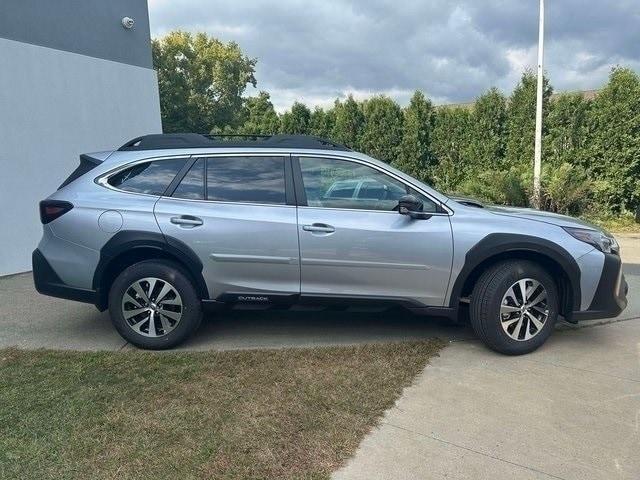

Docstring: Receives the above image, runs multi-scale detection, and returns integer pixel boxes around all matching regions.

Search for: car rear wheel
[470,260,558,355]
[108,260,202,349]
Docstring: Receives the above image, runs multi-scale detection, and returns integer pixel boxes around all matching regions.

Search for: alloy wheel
[499,278,549,341]
[121,277,183,337]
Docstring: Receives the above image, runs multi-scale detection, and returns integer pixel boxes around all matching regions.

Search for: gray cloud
[148,0,640,111]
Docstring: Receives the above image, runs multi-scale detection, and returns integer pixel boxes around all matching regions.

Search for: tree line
[153,31,640,216]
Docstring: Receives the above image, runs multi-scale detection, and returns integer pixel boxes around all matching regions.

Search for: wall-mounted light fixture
[121,17,135,29]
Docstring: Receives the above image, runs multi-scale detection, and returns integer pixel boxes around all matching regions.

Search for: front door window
[298,156,437,212]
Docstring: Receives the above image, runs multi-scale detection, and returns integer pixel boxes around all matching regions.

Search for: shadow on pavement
[177,308,473,351]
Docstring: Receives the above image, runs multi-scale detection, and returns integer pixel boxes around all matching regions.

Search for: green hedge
[154,32,640,216]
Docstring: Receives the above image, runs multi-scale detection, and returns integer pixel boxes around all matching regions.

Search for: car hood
[486,205,601,230]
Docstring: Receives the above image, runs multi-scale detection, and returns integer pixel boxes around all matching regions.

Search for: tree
[331,95,364,149]
[237,91,280,134]
[543,92,590,167]
[360,95,404,163]
[152,31,257,133]
[468,88,507,172]
[584,67,640,212]
[309,107,336,139]
[505,71,552,168]
[395,91,435,181]
[279,102,311,134]
[431,107,472,193]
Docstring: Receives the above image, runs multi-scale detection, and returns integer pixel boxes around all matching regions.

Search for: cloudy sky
[148,0,640,111]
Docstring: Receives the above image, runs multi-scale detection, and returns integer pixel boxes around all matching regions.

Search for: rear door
[294,155,453,307]
[154,154,300,301]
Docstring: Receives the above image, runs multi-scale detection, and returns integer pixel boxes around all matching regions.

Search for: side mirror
[398,194,432,220]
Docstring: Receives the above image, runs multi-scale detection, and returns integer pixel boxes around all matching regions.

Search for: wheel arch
[449,234,581,317]
[93,231,209,311]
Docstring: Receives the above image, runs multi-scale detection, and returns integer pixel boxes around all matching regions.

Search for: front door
[154,155,300,301]
[295,156,453,306]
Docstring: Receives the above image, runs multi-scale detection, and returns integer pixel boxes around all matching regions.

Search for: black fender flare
[93,230,209,307]
[448,233,581,311]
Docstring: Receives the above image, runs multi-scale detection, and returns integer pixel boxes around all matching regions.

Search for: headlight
[563,227,619,254]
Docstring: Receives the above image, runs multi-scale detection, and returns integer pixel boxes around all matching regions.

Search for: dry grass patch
[0,340,443,479]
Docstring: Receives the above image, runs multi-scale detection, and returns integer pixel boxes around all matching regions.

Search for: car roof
[119,134,351,152]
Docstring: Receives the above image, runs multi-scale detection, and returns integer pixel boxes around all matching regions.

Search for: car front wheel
[470,260,559,355]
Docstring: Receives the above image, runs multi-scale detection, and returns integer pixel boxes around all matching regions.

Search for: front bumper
[32,249,97,304]
[570,252,628,322]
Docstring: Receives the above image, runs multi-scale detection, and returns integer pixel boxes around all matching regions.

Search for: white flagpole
[533,0,545,209]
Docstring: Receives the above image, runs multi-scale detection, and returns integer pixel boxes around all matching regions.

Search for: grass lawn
[0,341,443,479]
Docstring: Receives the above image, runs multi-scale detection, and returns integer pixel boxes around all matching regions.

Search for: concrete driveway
[0,273,474,351]
[335,234,640,480]
[334,317,640,480]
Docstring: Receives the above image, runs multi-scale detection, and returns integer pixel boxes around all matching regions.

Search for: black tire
[470,260,558,355]
[108,259,202,350]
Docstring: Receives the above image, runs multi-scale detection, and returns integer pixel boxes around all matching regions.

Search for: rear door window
[206,156,286,204]
[108,158,186,195]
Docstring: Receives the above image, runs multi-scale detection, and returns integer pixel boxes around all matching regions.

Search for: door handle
[170,215,203,227]
[303,223,335,233]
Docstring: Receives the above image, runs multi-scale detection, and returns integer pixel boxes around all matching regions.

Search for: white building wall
[0,37,162,275]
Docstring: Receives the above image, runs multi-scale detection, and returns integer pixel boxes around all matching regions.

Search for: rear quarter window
[108,159,186,195]
[172,159,205,200]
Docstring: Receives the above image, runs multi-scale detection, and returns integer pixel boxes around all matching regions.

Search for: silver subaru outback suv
[33,134,628,354]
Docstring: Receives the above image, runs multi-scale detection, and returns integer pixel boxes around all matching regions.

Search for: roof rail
[118,134,351,152]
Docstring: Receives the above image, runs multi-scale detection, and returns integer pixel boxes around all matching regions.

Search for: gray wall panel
[0,0,153,68]
[0,38,162,275]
